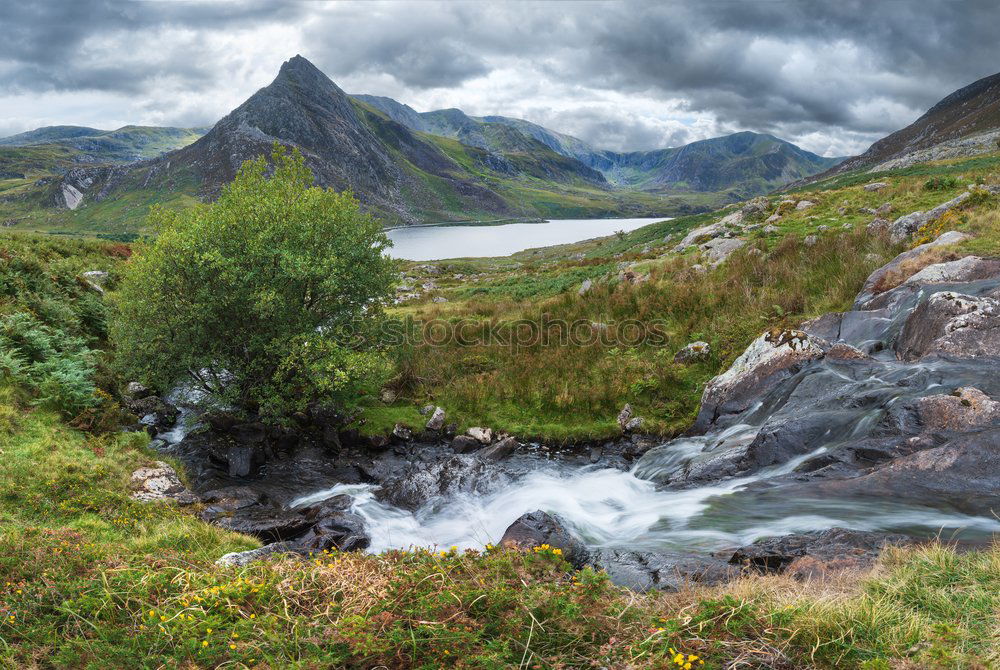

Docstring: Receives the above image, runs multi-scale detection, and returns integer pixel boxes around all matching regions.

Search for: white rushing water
[289,449,1000,554]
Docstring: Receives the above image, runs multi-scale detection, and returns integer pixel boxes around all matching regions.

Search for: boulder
[854,231,971,308]
[578,279,592,296]
[863,182,889,191]
[866,217,890,235]
[875,202,893,216]
[623,417,643,432]
[916,387,1000,431]
[425,407,446,431]
[674,341,711,363]
[895,291,1000,361]
[226,445,257,478]
[589,549,739,592]
[673,222,726,252]
[804,235,818,247]
[693,329,826,432]
[211,508,314,543]
[730,528,911,579]
[701,237,745,265]
[392,423,413,441]
[124,381,154,400]
[795,200,816,210]
[130,461,196,504]
[499,511,589,568]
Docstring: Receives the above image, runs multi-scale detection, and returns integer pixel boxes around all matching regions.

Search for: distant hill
[0,125,206,162]
[2,56,842,232]
[5,56,674,232]
[814,70,1000,178]
[353,94,842,198]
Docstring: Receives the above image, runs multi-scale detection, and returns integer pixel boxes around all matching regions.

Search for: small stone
[425,407,446,431]
[467,426,493,444]
[804,235,818,246]
[617,404,632,431]
[392,423,412,441]
[624,417,643,432]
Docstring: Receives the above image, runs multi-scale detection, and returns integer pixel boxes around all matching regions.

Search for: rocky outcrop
[854,230,971,308]
[887,191,970,243]
[693,329,826,432]
[895,291,1000,361]
[810,429,1000,516]
[216,542,306,567]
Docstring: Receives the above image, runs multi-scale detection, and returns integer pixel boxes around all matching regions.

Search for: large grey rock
[895,291,1000,361]
[130,461,196,504]
[854,231,971,308]
[701,237,745,265]
[863,182,889,191]
[693,329,826,432]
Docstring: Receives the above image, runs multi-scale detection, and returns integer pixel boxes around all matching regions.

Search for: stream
[157,253,1000,562]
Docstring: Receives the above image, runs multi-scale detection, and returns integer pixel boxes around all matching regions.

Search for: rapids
[282,275,1000,555]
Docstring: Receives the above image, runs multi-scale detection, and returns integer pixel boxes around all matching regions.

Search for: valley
[4,36,1000,670]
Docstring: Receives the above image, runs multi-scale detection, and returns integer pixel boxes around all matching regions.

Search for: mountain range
[0,55,848,231]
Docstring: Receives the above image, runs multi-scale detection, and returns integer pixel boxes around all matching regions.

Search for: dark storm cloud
[2,0,998,154]
[0,0,305,93]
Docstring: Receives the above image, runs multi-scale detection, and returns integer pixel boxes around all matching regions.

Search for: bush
[110,145,397,419]
[923,175,960,191]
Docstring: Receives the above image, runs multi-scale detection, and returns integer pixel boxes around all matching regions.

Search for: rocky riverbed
[128,231,1000,590]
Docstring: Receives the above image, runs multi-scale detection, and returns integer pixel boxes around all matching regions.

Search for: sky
[2,0,998,157]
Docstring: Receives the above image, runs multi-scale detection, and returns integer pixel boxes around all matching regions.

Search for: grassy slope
[367,152,1000,441]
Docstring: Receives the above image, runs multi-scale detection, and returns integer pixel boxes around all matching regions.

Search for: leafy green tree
[110,145,396,419]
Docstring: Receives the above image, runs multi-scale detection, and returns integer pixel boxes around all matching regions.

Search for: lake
[386,217,668,261]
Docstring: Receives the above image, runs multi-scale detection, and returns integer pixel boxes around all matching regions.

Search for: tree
[110,145,396,419]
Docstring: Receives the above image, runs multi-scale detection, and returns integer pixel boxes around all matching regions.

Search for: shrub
[110,145,397,420]
[923,175,960,191]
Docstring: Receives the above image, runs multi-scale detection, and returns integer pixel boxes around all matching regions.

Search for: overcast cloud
[1,0,997,156]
